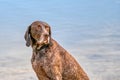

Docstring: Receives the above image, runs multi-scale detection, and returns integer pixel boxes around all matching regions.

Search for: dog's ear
[45,24,51,36]
[47,25,52,44]
[44,23,52,45]
[24,25,31,47]
[49,26,51,36]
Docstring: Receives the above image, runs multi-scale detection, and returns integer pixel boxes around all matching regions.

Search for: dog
[24,21,89,80]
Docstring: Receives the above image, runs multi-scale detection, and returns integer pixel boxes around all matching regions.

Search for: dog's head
[24,21,51,49]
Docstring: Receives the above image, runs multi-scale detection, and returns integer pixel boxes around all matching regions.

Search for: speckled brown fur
[24,21,89,80]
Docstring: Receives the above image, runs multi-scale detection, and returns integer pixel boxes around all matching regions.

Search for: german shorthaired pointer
[24,21,89,80]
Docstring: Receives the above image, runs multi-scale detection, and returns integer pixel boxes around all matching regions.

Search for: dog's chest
[31,48,53,75]
[32,48,52,66]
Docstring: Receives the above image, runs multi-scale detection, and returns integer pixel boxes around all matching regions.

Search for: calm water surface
[0,0,120,80]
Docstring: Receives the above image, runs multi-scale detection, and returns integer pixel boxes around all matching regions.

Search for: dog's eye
[45,26,48,29]
[38,25,42,30]
[38,25,40,27]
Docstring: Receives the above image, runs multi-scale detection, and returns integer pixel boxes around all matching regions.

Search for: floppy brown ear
[24,26,31,47]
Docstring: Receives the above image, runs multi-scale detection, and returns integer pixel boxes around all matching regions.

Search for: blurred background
[0,0,120,80]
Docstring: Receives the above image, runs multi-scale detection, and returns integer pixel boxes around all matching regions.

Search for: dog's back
[52,39,89,80]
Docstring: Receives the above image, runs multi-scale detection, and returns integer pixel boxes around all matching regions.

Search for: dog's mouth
[36,41,49,50]
[36,35,49,44]
[36,40,48,45]
[35,36,50,50]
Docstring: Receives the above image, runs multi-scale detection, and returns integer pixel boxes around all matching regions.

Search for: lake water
[0,0,120,80]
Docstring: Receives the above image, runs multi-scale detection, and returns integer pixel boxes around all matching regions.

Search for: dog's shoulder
[51,39,66,52]
[51,39,71,58]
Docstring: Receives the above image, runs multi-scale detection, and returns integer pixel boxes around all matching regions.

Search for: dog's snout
[44,34,49,40]
[44,34,49,37]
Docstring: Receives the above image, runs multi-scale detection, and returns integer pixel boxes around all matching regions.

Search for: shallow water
[0,0,120,80]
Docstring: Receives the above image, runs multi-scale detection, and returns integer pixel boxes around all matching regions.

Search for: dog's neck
[32,40,53,53]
